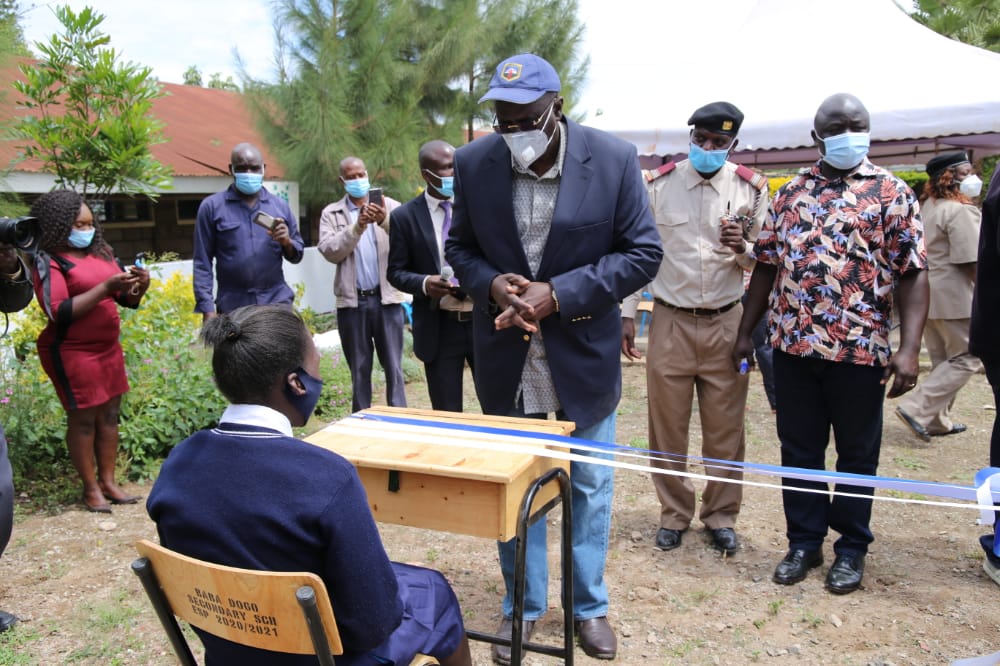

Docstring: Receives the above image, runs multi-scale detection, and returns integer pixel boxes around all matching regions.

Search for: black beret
[926,151,970,179]
[688,101,744,136]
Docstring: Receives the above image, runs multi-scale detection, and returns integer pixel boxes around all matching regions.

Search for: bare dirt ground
[2,343,999,665]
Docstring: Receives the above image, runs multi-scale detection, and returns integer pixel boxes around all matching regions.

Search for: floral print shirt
[751,159,926,367]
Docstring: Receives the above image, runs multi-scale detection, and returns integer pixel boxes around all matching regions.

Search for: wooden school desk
[304,406,577,665]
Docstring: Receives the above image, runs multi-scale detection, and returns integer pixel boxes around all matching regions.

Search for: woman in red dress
[29,190,150,513]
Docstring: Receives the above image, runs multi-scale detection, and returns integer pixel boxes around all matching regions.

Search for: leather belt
[654,297,739,317]
[443,310,473,322]
[357,287,380,297]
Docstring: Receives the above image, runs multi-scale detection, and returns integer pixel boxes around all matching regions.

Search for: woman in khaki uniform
[896,151,982,441]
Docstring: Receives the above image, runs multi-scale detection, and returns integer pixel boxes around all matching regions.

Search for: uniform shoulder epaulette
[734,164,768,191]
[643,161,677,184]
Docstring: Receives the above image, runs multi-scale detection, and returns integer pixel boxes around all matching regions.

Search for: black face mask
[284,366,324,425]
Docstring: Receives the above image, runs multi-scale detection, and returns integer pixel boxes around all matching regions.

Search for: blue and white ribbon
[346,413,1000,514]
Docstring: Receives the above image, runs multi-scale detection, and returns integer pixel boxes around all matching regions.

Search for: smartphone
[252,211,278,231]
[368,187,384,208]
[134,252,147,270]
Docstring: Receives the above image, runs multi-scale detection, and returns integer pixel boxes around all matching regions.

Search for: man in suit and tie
[445,53,662,662]
[388,140,474,411]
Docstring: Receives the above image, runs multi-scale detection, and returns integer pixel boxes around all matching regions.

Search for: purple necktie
[440,200,452,243]
[439,200,455,282]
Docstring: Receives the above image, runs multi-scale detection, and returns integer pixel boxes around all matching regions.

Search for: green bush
[2,267,226,486]
[1,265,364,500]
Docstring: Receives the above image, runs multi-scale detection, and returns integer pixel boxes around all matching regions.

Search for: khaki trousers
[897,317,982,434]
[647,303,749,530]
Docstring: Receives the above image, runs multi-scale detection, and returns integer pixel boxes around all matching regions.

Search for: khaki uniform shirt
[622,159,768,317]
[922,197,981,320]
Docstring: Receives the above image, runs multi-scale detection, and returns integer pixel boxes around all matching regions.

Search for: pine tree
[243,0,588,211]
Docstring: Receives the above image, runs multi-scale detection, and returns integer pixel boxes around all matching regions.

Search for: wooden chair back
[132,539,342,665]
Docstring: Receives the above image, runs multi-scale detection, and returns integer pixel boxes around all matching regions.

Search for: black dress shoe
[773,548,823,585]
[930,423,967,437]
[826,553,865,594]
[0,611,17,633]
[491,617,535,665]
[710,527,740,555]
[575,616,617,659]
[895,407,931,442]
[655,527,685,551]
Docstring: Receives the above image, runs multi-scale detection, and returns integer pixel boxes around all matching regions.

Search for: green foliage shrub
[1,262,410,505]
[765,169,931,199]
[2,267,225,484]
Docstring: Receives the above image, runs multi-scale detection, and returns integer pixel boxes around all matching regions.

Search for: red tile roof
[0,58,285,181]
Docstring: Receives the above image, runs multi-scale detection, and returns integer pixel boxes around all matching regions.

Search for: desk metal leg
[466,467,574,665]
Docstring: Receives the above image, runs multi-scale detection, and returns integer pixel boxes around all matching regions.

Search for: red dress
[34,253,129,411]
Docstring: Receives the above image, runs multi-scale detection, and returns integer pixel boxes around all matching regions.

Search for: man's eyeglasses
[491,101,554,135]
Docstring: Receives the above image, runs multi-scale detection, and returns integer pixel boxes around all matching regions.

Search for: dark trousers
[423,315,474,412]
[985,359,1000,469]
[982,359,1000,557]
[337,297,407,413]
[773,351,885,556]
[744,293,776,410]
[0,426,13,559]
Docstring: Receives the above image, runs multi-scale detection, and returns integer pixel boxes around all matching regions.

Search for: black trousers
[773,351,885,556]
[423,315,474,412]
[985,359,1000,470]
[0,426,13,559]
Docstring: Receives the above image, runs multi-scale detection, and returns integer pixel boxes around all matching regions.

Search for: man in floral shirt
[734,93,928,595]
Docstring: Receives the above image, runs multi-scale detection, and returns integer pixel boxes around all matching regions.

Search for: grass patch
[892,456,928,471]
[0,624,43,665]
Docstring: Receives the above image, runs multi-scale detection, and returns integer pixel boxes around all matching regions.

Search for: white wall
[155,246,339,313]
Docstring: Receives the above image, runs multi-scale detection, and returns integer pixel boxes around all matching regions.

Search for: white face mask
[959,174,983,198]
[503,130,553,170]
[500,103,555,170]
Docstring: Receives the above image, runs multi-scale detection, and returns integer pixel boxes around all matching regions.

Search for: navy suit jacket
[387,194,446,363]
[445,118,662,429]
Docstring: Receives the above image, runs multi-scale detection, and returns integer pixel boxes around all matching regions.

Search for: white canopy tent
[577,0,1000,168]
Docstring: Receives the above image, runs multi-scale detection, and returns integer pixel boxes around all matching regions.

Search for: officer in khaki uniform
[622,101,768,555]
[895,151,982,440]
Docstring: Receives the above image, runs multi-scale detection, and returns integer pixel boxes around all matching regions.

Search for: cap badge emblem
[500,63,522,82]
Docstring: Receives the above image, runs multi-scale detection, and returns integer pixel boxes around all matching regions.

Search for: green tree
[183,65,203,86]
[243,0,587,210]
[10,5,172,200]
[207,71,240,92]
[911,0,1000,185]
[0,0,29,56]
[912,0,1000,53]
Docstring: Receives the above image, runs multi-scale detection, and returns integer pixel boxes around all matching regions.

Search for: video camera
[0,216,39,254]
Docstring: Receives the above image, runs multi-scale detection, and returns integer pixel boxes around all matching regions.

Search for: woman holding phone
[30,189,150,513]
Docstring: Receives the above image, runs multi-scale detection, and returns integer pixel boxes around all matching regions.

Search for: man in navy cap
[621,101,769,558]
[445,53,662,662]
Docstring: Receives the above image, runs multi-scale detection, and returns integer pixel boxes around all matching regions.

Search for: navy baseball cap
[479,53,561,105]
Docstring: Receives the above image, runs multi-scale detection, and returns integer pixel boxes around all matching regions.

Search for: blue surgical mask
[424,169,454,198]
[285,366,324,425]
[343,177,370,199]
[68,228,95,248]
[688,142,730,174]
[820,131,870,170]
[234,172,264,195]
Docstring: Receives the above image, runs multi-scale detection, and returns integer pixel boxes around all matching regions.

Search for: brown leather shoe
[491,617,536,665]
[575,616,617,659]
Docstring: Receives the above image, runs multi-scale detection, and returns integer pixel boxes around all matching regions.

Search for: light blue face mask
[343,177,370,199]
[688,142,730,174]
[820,131,870,170]
[423,169,454,198]
[233,172,264,195]
[68,228,95,248]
